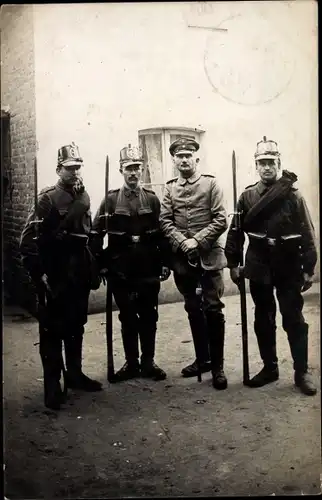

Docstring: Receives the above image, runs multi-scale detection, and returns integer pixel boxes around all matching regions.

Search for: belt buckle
[131,235,140,243]
[267,238,276,247]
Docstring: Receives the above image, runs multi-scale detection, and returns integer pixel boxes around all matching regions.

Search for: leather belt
[68,233,89,245]
[247,232,302,247]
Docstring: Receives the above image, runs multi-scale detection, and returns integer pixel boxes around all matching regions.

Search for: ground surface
[3,284,321,498]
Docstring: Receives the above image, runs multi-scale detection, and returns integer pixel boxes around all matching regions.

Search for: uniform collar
[256,180,274,195]
[177,171,201,186]
[56,179,75,195]
[123,184,141,197]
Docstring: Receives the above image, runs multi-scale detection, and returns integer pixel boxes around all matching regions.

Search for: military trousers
[249,278,308,373]
[173,263,225,363]
[111,278,161,365]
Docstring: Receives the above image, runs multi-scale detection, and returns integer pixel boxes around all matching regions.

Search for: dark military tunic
[93,185,166,283]
[20,179,94,327]
[225,180,317,283]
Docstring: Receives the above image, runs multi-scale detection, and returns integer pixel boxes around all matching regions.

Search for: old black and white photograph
[1,1,320,498]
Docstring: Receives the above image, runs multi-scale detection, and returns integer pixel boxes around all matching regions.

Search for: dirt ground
[3,284,321,498]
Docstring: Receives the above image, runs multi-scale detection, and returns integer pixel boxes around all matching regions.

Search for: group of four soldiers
[20,136,318,411]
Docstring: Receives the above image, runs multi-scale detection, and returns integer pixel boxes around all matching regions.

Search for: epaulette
[244,182,258,190]
[39,186,56,195]
[166,177,178,184]
[201,174,215,178]
[142,187,156,194]
[108,188,120,194]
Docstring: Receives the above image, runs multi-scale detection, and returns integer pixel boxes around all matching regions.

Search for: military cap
[169,136,199,156]
[57,142,83,167]
[119,144,144,167]
[255,136,280,161]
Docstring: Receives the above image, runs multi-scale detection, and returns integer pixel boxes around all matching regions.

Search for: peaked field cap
[255,136,280,160]
[57,142,83,166]
[169,136,199,156]
[120,144,144,166]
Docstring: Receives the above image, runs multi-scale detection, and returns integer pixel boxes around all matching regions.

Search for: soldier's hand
[40,274,52,294]
[180,238,199,254]
[100,267,109,286]
[230,267,243,286]
[301,272,313,293]
[160,266,171,282]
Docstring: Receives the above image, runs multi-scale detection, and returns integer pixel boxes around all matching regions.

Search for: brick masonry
[1,5,38,312]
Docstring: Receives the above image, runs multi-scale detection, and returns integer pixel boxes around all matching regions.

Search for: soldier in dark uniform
[92,144,170,382]
[225,137,317,395]
[20,142,102,411]
[160,137,229,390]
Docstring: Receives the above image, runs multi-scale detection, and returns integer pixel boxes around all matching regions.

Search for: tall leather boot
[112,322,141,382]
[205,311,227,390]
[64,327,102,391]
[39,325,64,410]
[139,326,166,381]
[181,310,211,377]
[247,321,279,388]
[288,322,317,396]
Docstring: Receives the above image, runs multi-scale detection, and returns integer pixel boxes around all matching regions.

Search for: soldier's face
[120,163,142,188]
[57,164,82,185]
[173,152,197,178]
[256,158,281,184]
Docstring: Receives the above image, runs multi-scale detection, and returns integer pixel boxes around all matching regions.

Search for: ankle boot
[247,365,279,387]
[294,371,317,396]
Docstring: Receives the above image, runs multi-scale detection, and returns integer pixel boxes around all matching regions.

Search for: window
[139,127,205,198]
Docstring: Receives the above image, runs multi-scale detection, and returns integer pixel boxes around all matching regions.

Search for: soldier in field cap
[225,136,317,395]
[93,144,171,383]
[169,136,200,157]
[20,142,102,411]
[160,136,229,390]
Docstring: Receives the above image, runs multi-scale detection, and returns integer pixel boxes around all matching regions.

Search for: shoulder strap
[243,170,297,232]
[57,190,90,232]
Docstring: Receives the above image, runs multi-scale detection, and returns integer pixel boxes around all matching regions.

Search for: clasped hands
[180,238,200,263]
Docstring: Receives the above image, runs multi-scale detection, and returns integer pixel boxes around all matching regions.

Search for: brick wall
[1,5,37,312]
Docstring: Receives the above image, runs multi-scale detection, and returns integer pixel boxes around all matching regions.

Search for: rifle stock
[232,151,250,385]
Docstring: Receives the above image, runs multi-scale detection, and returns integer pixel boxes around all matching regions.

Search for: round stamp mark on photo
[203,14,296,106]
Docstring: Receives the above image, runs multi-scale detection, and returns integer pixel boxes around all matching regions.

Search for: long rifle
[232,151,250,385]
[101,155,115,382]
